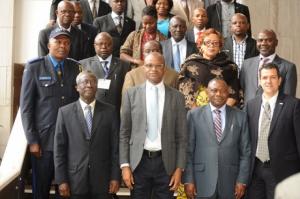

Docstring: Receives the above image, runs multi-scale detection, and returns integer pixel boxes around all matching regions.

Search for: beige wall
[242,0,300,97]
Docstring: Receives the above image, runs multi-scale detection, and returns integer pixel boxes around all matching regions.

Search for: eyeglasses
[144,64,164,69]
[60,9,75,14]
[78,80,97,86]
[203,40,220,47]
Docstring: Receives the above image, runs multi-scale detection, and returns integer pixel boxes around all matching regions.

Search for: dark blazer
[206,0,252,36]
[50,0,61,20]
[240,55,297,103]
[20,56,81,151]
[80,22,98,57]
[119,84,188,174]
[93,13,136,57]
[80,0,111,25]
[246,93,300,183]
[54,100,120,195]
[160,39,198,70]
[80,56,131,112]
[38,24,88,60]
[223,36,259,62]
[183,105,251,198]
[185,29,196,43]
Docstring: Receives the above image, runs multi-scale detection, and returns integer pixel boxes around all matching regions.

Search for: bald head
[94,32,113,59]
[169,16,187,42]
[143,52,165,84]
[207,78,229,108]
[56,1,75,28]
[257,29,278,57]
[143,40,163,57]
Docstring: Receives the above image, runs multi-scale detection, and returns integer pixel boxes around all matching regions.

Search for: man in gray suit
[80,32,131,113]
[54,71,120,199]
[161,16,197,72]
[183,78,251,199]
[240,29,297,103]
[119,52,187,198]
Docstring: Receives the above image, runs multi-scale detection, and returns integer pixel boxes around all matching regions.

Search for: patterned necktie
[173,44,181,72]
[85,105,93,135]
[101,61,109,78]
[116,15,123,34]
[213,109,222,142]
[56,63,63,81]
[147,86,159,141]
[256,102,271,162]
[92,0,97,19]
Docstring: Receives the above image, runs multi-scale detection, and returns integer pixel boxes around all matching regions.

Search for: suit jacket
[161,39,198,70]
[240,55,297,103]
[54,100,120,195]
[80,22,98,57]
[38,24,88,60]
[20,56,81,151]
[183,105,251,198]
[93,13,136,57]
[126,0,146,29]
[223,36,259,62]
[206,1,252,36]
[246,93,300,183]
[50,0,61,20]
[80,56,131,112]
[275,172,300,199]
[80,0,111,25]
[185,29,196,43]
[122,66,178,95]
[119,83,187,175]
[171,0,204,29]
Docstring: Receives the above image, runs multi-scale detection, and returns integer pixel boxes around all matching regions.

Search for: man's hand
[122,166,134,190]
[109,180,119,194]
[59,182,71,198]
[169,168,182,191]
[235,182,246,199]
[29,143,42,158]
[184,183,197,199]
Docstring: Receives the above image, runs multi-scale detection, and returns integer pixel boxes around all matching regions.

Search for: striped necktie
[213,109,222,142]
[85,105,93,135]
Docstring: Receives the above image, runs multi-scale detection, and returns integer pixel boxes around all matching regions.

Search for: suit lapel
[90,101,103,139]
[108,57,118,77]
[161,85,170,134]
[252,97,262,147]
[122,17,131,36]
[44,55,57,82]
[91,56,105,78]
[167,40,174,68]
[253,57,260,89]
[203,105,218,143]
[227,37,234,61]
[269,94,285,136]
[219,106,233,143]
[140,84,147,135]
[108,14,119,34]
[75,101,91,139]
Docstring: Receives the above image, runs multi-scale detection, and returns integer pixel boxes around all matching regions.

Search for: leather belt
[255,157,271,168]
[143,150,162,158]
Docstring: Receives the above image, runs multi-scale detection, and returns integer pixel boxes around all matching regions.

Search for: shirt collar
[209,103,226,113]
[232,34,248,43]
[89,0,98,3]
[193,26,205,34]
[57,21,71,32]
[111,11,124,19]
[262,91,279,106]
[97,54,112,68]
[171,37,187,46]
[48,55,65,69]
[146,80,164,90]
[259,53,276,62]
[79,98,96,112]
[221,0,235,5]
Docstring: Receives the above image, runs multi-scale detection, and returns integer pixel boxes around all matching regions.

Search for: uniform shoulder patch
[28,57,43,64]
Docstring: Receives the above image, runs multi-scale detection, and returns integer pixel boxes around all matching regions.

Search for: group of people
[19,0,300,199]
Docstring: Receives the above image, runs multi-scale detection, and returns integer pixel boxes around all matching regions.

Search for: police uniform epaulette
[28,57,43,64]
[66,58,83,72]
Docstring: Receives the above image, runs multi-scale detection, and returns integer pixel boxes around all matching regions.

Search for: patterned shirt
[233,35,247,75]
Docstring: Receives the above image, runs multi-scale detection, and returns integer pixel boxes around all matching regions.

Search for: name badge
[39,76,52,80]
[98,79,111,90]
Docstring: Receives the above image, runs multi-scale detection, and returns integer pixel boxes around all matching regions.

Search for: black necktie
[57,63,63,81]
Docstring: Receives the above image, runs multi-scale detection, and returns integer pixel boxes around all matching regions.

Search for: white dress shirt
[111,11,125,27]
[79,98,96,118]
[97,54,112,70]
[210,103,226,132]
[88,0,99,15]
[144,80,165,151]
[171,37,187,66]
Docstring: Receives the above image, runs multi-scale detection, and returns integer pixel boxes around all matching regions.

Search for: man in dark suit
[80,32,131,113]
[240,29,297,103]
[185,7,208,44]
[223,13,258,75]
[54,71,120,199]
[39,1,88,60]
[72,1,98,57]
[20,29,82,199]
[246,63,300,199]
[161,16,197,72]
[119,52,187,198]
[93,0,135,57]
[184,78,251,199]
[80,0,111,25]
[206,0,251,38]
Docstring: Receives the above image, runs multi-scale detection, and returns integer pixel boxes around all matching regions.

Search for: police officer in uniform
[20,28,82,199]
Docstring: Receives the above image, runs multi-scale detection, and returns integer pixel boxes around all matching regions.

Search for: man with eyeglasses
[80,32,131,115]
[39,0,88,60]
[20,29,82,199]
[54,71,120,199]
[120,52,187,199]
[122,40,178,95]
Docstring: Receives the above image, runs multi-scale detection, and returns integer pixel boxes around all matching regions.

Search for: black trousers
[131,152,174,199]
[247,158,277,199]
[31,151,60,199]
